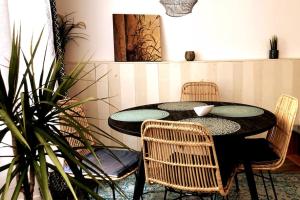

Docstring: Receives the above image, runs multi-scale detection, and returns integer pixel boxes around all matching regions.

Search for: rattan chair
[59,99,139,199]
[141,120,237,199]
[239,94,298,199]
[181,81,220,101]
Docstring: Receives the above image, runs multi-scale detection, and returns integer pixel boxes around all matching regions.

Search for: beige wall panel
[261,61,279,111]
[206,62,218,83]
[66,62,97,99]
[292,60,300,124]
[119,64,136,109]
[180,62,190,84]
[108,63,121,112]
[119,64,139,149]
[66,62,119,145]
[232,62,243,103]
[284,61,294,92]
[252,62,264,107]
[168,63,182,101]
[146,64,160,104]
[107,63,124,147]
[216,62,234,101]
[241,62,255,105]
[66,63,99,127]
[277,61,294,97]
[158,64,171,102]
[134,63,147,106]
[107,63,123,146]
[95,64,111,145]
[189,62,208,81]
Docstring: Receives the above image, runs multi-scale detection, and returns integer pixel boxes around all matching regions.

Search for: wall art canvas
[113,14,162,62]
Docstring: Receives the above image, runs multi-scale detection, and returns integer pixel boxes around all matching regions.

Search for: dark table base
[243,160,259,200]
[133,153,145,200]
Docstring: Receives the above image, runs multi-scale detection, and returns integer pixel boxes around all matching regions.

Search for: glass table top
[110,109,170,122]
[210,105,264,117]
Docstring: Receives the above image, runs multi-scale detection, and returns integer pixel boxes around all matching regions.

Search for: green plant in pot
[269,35,279,59]
[0,30,127,200]
[57,12,87,53]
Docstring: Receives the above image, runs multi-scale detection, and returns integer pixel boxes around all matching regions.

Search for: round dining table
[108,101,276,200]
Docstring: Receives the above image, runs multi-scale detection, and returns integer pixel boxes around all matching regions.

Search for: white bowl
[193,105,214,116]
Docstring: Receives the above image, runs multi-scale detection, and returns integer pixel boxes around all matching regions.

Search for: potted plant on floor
[0,30,127,200]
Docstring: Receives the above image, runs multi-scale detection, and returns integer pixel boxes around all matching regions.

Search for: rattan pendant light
[160,0,198,17]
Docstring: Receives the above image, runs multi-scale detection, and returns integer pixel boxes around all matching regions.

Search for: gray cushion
[64,149,139,178]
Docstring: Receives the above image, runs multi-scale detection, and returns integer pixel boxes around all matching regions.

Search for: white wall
[0,0,11,67]
[8,0,56,81]
[57,0,300,62]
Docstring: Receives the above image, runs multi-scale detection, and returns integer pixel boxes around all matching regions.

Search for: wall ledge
[65,58,300,65]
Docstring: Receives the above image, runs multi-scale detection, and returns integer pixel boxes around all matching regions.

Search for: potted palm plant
[0,30,126,200]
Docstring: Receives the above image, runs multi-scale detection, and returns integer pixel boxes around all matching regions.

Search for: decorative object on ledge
[185,51,195,61]
[269,35,279,59]
[160,0,198,17]
[57,13,87,53]
[113,14,162,62]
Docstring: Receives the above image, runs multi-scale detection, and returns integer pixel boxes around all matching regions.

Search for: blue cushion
[64,149,139,178]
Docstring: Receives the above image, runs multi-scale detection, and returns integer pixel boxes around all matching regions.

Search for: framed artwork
[113,14,162,62]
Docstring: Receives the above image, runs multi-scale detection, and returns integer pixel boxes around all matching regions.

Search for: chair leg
[134,173,144,200]
[268,171,278,200]
[222,195,229,200]
[260,170,270,200]
[180,190,183,198]
[234,174,240,192]
[111,183,116,200]
[164,187,168,200]
[95,183,99,194]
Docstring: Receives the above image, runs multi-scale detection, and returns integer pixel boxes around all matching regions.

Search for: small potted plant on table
[269,35,279,59]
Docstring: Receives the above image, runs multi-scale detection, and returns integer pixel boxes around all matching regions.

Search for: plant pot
[185,51,195,61]
[269,49,279,59]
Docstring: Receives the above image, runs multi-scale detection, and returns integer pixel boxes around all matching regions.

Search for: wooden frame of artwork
[113,14,162,62]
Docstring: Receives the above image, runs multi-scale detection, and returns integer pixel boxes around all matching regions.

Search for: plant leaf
[0,110,30,149]
[0,71,8,110]
[11,166,27,200]
[1,157,18,200]
[34,129,78,200]
[7,27,21,108]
